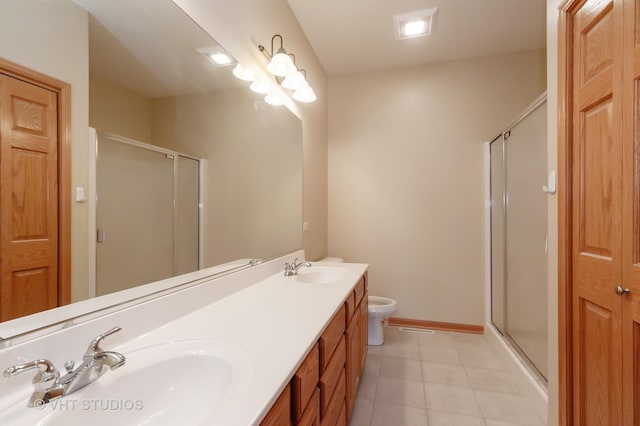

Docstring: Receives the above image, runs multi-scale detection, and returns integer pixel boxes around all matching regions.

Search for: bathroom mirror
[0,0,302,341]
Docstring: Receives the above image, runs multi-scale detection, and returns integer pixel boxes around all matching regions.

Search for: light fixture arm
[259,34,286,59]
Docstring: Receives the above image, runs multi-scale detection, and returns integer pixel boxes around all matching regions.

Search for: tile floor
[349,326,546,426]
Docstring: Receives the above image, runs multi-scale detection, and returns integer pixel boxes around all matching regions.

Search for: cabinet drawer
[320,368,346,426]
[344,291,356,325]
[319,335,345,417]
[293,343,319,422]
[354,277,365,307]
[298,388,320,426]
[336,400,347,426]
[319,305,346,373]
[260,384,292,426]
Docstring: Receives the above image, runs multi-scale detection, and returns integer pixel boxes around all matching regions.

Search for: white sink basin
[295,267,348,284]
[0,339,252,426]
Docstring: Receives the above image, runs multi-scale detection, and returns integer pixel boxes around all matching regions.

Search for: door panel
[580,99,614,258]
[622,0,640,423]
[572,0,624,423]
[579,299,617,425]
[0,74,58,321]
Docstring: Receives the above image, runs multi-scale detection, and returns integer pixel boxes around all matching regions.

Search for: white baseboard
[485,323,548,424]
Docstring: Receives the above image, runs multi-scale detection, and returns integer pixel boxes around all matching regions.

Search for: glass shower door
[490,138,506,335]
[504,101,548,379]
[490,97,548,381]
[96,135,175,296]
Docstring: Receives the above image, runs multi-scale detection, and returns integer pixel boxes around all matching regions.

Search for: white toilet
[320,257,397,345]
[367,296,397,345]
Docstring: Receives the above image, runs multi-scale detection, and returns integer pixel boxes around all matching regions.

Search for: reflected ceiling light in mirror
[258,35,316,103]
[197,46,236,66]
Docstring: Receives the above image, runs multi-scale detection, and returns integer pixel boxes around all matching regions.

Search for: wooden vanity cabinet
[298,389,320,426]
[260,383,292,426]
[293,344,319,422]
[262,272,368,426]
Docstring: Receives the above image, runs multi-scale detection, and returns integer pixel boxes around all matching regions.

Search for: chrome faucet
[284,258,312,276]
[3,326,126,407]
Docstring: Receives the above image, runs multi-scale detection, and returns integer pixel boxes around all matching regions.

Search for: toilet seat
[368,296,397,316]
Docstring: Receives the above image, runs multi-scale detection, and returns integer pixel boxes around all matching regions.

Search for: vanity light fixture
[394,7,438,40]
[258,34,317,103]
[232,64,254,81]
[260,34,297,77]
[264,91,286,106]
[249,80,269,94]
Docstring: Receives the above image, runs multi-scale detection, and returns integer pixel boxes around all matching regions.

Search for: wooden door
[622,0,640,423]
[0,73,59,321]
[571,0,624,424]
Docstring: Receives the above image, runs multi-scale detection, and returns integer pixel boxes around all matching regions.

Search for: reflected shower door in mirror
[95,133,201,296]
[0,0,302,341]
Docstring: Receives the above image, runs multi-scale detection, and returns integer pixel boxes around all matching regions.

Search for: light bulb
[232,64,254,81]
[250,80,268,94]
[292,86,316,103]
[282,70,307,91]
[267,50,296,77]
[264,92,285,106]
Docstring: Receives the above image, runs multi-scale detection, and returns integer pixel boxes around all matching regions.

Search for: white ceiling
[286,0,546,76]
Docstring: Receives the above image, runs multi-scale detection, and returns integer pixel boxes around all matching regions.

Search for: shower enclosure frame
[487,92,549,387]
[86,128,205,298]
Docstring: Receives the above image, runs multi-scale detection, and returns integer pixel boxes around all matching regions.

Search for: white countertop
[0,255,368,425]
[116,261,368,425]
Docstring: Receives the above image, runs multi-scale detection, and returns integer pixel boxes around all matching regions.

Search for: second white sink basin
[0,339,253,426]
[295,267,348,284]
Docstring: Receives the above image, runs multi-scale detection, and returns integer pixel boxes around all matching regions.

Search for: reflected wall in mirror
[0,0,302,340]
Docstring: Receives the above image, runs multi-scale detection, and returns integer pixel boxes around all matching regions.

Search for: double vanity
[0,254,368,425]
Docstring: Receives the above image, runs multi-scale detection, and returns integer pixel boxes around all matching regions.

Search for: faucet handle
[3,359,59,386]
[85,326,122,357]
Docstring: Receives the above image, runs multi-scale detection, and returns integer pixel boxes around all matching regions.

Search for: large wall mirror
[0,0,302,341]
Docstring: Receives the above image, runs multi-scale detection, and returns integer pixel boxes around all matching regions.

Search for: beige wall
[151,89,303,267]
[172,0,328,261]
[328,50,546,325]
[0,0,90,302]
[547,0,561,424]
[89,73,153,143]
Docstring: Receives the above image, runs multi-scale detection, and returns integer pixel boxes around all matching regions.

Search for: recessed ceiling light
[403,20,427,38]
[394,7,438,40]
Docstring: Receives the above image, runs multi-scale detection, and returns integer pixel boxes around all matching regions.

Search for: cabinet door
[345,311,360,418]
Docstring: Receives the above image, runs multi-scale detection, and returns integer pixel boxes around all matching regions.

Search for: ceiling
[286,0,546,76]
